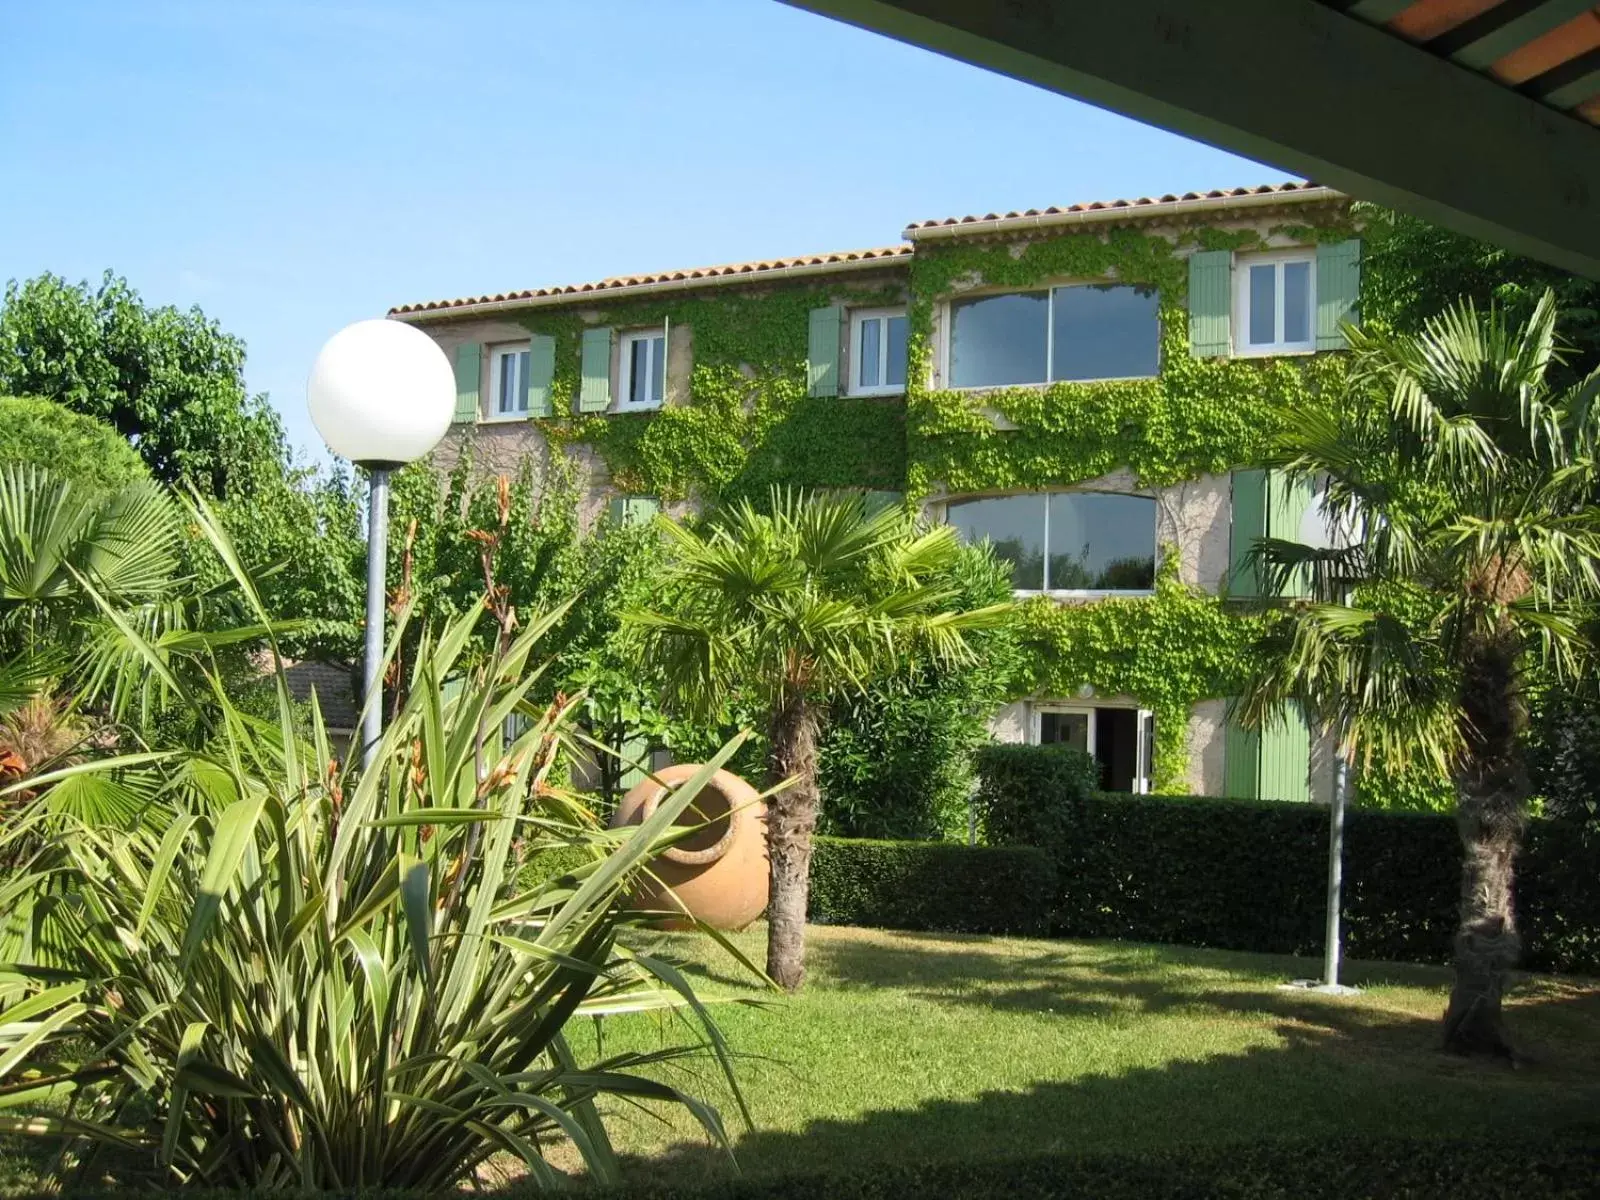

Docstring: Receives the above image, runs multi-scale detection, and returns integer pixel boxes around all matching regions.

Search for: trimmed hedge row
[807,836,1055,936]
[975,743,1600,973]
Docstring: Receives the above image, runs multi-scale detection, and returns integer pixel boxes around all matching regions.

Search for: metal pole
[1323,730,1349,988]
[361,466,391,773]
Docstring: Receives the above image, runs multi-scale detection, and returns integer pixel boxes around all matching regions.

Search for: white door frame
[1032,701,1155,794]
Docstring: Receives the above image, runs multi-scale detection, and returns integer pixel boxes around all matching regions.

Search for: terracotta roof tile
[391,184,1341,318]
[390,245,913,316]
[902,182,1331,234]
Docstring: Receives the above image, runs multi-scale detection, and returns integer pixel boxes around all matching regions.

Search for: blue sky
[0,0,1279,465]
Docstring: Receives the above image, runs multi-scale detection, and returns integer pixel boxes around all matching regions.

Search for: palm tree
[1241,291,1600,1056]
[627,489,1008,990]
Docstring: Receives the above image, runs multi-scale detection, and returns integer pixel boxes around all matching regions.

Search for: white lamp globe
[307,319,456,465]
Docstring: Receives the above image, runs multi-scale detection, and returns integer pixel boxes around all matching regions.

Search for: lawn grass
[569,923,1600,1187]
[4,923,1597,1194]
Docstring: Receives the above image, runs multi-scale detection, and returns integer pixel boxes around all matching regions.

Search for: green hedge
[807,836,1055,937]
[975,744,1600,973]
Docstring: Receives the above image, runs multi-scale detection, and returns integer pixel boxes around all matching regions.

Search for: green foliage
[818,540,1021,841]
[0,273,282,498]
[526,287,905,504]
[1240,292,1600,776]
[1012,557,1254,790]
[1358,202,1600,382]
[807,836,1055,936]
[0,514,751,1192]
[0,397,147,496]
[972,742,1100,848]
[903,228,1351,496]
[973,745,1600,972]
[629,490,1008,727]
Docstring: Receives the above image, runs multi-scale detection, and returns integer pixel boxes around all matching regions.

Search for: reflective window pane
[629,339,650,405]
[1040,711,1090,752]
[1283,260,1311,345]
[859,317,881,389]
[649,336,665,402]
[950,292,1048,387]
[947,494,1046,590]
[885,315,908,388]
[1248,264,1277,346]
[498,352,519,413]
[1050,284,1159,381]
[1047,492,1156,590]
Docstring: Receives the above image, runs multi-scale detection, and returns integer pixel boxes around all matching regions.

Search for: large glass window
[1050,285,1160,381]
[947,491,1156,592]
[1237,254,1315,354]
[949,285,1159,388]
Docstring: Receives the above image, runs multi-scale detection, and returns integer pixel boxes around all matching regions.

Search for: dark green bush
[974,742,1099,847]
[808,836,1055,936]
[975,744,1600,973]
[0,395,147,495]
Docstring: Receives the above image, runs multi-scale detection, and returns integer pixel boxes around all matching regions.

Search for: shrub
[0,395,147,495]
[973,742,1098,848]
[0,516,750,1192]
[808,836,1055,936]
[973,744,1600,972]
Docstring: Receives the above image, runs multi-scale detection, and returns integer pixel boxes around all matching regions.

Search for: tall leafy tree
[1241,292,1600,1056]
[0,272,365,660]
[0,272,281,496]
[627,490,1008,990]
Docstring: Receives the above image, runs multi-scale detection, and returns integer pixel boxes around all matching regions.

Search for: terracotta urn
[609,764,768,930]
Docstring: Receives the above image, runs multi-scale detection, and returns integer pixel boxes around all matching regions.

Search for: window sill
[844,387,906,399]
[481,412,532,425]
[1013,588,1156,601]
[611,402,663,414]
[1231,345,1317,359]
[937,375,1160,393]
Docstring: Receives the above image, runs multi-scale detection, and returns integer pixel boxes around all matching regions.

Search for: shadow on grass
[614,933,1600,1188]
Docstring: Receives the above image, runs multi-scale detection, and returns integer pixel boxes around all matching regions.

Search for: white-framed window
[946,284,1160,389]
[1032,702,1155,794]
[849,307,908,395]
[945,491,1157,594]
[618,328,666,411]
[489,344,530,419]
[1235,252,1315,355]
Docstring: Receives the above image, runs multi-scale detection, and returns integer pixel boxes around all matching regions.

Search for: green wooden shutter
[453,343,481,423]
[617,734,650,792]
[1187,250,1232,358]
[525,334,555,418]
[1258,703,1312,802]
[807,305,842,397]
[1223,707,1259,800]
[578,327,612,412]
[607,496,660,527]
[1315,239,1361,350]
[1228,468,1267,598]
[1267,471,1316,597]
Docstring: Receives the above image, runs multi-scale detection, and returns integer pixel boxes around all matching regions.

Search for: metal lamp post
[307,319,455,770]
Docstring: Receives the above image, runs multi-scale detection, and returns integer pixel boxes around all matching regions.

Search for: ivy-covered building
[390,182,1361,805]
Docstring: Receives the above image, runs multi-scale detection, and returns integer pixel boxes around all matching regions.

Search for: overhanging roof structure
[782,0,1600,278]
